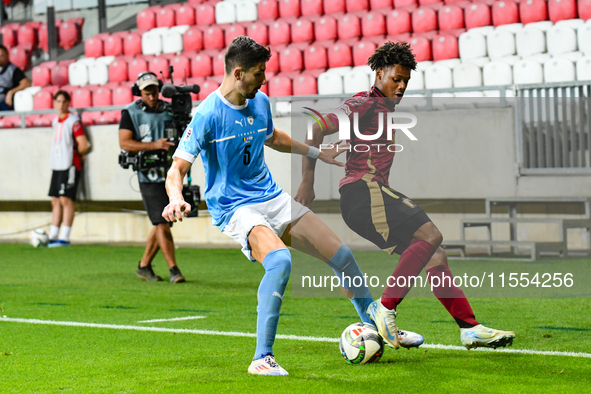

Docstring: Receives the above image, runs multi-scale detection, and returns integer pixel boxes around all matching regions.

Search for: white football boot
[461,324,516,350]
[398,329,425,348]
[248,355,289,376]
[366,299,400,349]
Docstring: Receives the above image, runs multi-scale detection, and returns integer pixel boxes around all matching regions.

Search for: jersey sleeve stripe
[173,149,196,163]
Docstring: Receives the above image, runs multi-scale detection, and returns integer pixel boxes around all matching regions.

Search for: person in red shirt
[47,91,90,247]
[296,41,515,350]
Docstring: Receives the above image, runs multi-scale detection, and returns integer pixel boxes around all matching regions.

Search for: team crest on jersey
[243,136,253,142]
[337,104,352,116]
[248,116,254,125]
[185,127,192,140]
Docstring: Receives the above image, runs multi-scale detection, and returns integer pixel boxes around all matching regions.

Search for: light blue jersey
[174,89,283,230]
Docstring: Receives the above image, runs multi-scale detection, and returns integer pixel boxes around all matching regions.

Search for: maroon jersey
[326,86,397,189]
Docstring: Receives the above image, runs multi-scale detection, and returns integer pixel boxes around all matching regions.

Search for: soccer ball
[29,228,49,248]
[339,322,385,364]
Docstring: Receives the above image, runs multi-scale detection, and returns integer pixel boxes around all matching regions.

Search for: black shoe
[136,263,162,282]
[169,266,185,283]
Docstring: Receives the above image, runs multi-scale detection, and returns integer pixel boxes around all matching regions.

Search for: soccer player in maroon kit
[296,41,515,350]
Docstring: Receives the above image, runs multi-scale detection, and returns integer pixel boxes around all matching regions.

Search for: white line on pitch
[138,316,206,323]
[1,317,590,359]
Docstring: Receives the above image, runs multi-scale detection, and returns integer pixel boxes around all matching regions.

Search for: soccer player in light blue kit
[162,37,421,376]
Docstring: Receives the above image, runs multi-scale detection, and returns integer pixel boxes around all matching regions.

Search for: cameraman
[118,72,185,283]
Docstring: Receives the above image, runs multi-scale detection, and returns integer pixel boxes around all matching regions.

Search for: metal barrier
[515,81,591,175]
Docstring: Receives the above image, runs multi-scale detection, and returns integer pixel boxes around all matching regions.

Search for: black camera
[118,149,169,171]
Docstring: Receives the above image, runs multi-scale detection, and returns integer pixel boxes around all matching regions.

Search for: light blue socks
[254,248,291,360]
[326,244,374,324]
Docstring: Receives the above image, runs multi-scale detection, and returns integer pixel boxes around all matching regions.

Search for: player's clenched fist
[162,198,192,222]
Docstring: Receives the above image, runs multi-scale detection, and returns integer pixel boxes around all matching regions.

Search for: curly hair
[367,41,417,71]
[224,36,272,74]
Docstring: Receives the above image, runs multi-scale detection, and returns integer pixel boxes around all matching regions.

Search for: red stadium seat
[80,112,96,126]
[419,0,442,5]
[33,89,53,110]
[9,46,30,71]
[68,17,85,28]
[102,110,122,124]
[137,7,158,30]
[269,20,291,46]
[353,40,377,66]
[347,0,369,12]
[338,14,361,39]
[362,12,386,37]
[279,46,304,72]
[92,87,112,106]
[28,114,54,127]
[212,51,225,76]
[464,2,492,29]
[1,25,17,48]
[409,36,432,61]
[225,25,246,45]
[304,43,328,69]
[109,59,129,83]
[267,48,280,73]
[315,15,338,41]
[191,53,213,77]
[268,74,292,96]
[387,9,412,35]
[176,5,196,26]
[432,34,458,60]
[258,0,279,19]
[59,22,81,50]
[293,73,318,95]
[196,3,216,25]
[327,42,353,67]
[157,7,176,28]
[59,59,76,68]
[26,20,42,30]
[112,85,133,105]
[122,32,141,56]
[519,0,548,25]
[292,18,315,43]
[438,5,464,30]
[371,0,393,10]
[203,26,225,50]
[395,0,417,7]
[127,58,149,81]
[32,64,51,87]
[247,22,269,45]
[302,0,323,15]
[324,0,346,14]
[17,25,37,51]
[280,0,301,18]
[85,36,103,58]
[199,80,220,100]
[492,0,519,26]
[103,35,123,57]
[548,0,577,23]
[72,88,92,108]
[412,6,438,33]
[580,0,591,21]
[149,57,170,79]
[183,26,204,52]
[170,55,191,79]
[51,64,69,86]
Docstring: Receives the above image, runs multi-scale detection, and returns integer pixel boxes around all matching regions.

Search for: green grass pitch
[0,244,590,393]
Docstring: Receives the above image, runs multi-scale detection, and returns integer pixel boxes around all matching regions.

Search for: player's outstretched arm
[162,158,193,222]
[265,126,346,165]
[295,118,338,208]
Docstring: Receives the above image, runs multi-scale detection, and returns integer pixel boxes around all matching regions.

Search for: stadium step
[441,240,567,261]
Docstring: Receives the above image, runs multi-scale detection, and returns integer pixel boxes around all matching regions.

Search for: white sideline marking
[1,317,590,359]
[138,316,206,323]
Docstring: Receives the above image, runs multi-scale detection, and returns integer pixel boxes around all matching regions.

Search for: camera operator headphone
[131,71,164,97]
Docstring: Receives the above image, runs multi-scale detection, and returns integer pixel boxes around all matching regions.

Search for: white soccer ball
[29,228,49,248]
[339,322,385,364]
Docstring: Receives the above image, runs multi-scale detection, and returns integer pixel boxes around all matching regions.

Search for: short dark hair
[0,44,7,54]
[367,41,417,72]
[224,36,271,75]
[53,90,71,102]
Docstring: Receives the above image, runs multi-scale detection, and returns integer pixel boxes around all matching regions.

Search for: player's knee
[426,247,448,269]
[427,226,443,248]
[263,248,291,282]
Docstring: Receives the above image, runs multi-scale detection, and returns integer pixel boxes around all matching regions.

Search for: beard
[244,87,259,99]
